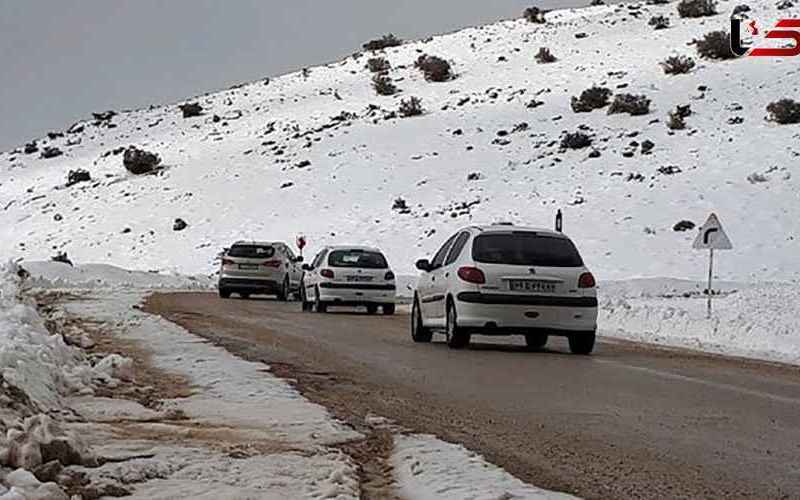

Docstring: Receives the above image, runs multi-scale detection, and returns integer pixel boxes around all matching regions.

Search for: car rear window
[328,249,388,269]
[227,245,275,259]
[472,232,583,267]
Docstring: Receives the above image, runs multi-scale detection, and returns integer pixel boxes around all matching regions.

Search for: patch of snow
[21,261,213,290]
[600,279,800,365]
[392,433,577,499]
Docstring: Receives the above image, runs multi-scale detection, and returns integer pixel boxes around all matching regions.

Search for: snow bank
[21,261,213,290]
[600,279,800,365]
[0,261,93,412]
[392,434,577,499]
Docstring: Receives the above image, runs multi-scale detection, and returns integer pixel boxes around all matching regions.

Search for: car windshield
[328,249,388,269]
[227,245,275,259]
[472,232,583,267]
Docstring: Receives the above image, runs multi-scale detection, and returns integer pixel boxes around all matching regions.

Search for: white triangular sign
[692,213,733,250]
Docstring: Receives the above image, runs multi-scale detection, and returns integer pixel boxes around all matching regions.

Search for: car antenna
[555,209,563,233]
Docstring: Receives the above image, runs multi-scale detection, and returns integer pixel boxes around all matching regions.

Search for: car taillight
[578,272,596,288]
[320,269,334,279]
[222,258,235,266]
[457,266,486,284]
[384,270,395,280]
[263,260,281,268]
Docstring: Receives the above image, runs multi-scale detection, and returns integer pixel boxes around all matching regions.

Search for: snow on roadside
[21,261,214,290]
[0,261,125,414]
[392,434,577,500]
[599,279,800,365]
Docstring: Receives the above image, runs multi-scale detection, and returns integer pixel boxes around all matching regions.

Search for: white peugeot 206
[301,245,397,314]
[412,224,598,354]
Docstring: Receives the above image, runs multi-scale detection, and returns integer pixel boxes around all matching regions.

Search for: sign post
[691,213,733,318]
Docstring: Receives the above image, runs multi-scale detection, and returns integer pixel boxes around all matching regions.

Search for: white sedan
[301,245,397,314]
[411,224,598,353]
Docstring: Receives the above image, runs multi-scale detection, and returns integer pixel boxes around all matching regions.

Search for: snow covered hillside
[1,0,798,282]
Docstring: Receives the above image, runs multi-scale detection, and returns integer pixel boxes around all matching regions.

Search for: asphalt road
[144,293,800,500]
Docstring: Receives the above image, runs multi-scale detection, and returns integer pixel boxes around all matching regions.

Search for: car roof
[467,224,567,237]
[326,244,385,253]
[230,240,284,247]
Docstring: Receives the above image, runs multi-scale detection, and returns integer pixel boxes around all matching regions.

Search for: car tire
[411,297,432,343]
[366,304,378,315]
[568,332,596,355]
[383,303,396,315]
[445,300,470,349]
[240,293,251,300]
[219,289,231,299]
[525,333,548,350]
[300,283,313,312]
[277,276,290,302]
[314,287,327,313]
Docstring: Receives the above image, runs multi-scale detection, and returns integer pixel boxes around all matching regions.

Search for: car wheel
[314,287,327,313]
[300,282,313,312]
[411,298,432,343]
[383,303,396,315]
[525,333,548,350]
[568,331,596,355]
[366,304,378,314]
[445,300,470,349]
[277,276,290,301]
[240,293,251,300]
[219,289,231,299]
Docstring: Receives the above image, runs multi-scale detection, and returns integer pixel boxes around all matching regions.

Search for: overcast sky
[0,0,594,150]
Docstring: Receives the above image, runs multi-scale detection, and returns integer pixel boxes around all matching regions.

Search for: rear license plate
[238,264,258,270]
[346,275,373,282]
[509,280,556,293]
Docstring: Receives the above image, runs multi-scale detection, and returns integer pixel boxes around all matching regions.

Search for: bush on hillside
[372,74,398,96]
[123,146,161,174]
[523,6,548,23]
[667,112,686,130]
[179,102,202,118]
[571,86,612,112]
[535,47,557,63]
[366,57,391,73]
[66,169,91,187]
[415,55,453,82]
[399,97,424,117]
[363,34,403,51]
[608,94,651,116]
[660,55,696,74]
[561,131,593,149]
[677,0,717,17]
[767,99,800,124]
[649,15,671,29]
[732,4,751,16]
[667,104,692,130]
[695,31,736,59]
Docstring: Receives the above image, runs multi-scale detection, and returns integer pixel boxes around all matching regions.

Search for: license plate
[346,275,373,282]
[509,280,555,293]
[238,264,258,270]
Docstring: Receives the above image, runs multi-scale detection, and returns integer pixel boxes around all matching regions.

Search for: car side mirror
[295,256,304,263]
[415,259,431,272]
[302,264,313,271]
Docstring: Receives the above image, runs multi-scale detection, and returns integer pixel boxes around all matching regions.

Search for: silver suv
[218,241,303,300]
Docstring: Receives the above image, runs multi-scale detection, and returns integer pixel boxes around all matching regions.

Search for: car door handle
[444,272,449,278]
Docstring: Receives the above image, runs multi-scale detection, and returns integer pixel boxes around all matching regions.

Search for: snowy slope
[1,0,798,282]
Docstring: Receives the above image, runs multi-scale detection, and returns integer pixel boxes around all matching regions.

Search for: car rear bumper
[219,277,280,292]
[454,292,597,332]
[317,283,396,304]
